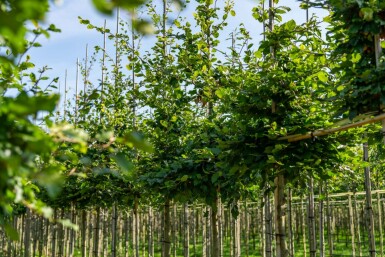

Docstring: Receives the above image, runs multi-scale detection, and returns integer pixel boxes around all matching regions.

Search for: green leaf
[91,0,113,15]
[111,153,134,173]
[180,175,189,182]
[215,88,226,99]
[360,8,373,21]
[317,71,328,83]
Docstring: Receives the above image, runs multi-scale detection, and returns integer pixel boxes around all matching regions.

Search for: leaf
[215,88,225,99]
[111,153,134,173]
[91,0,113,15]
[230,10,236,16]
[359,7,373,21]
[160,120,168,128]
[180,175,189,182]
[317,71,328,83]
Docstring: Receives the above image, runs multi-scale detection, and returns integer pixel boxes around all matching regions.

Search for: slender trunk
[52,209,58,257]
[23,209,31,257]
[319,183,325,257]
[288,188,294,257]
[265,193,272,257]
[353,193,362,257]
[363,141,376,257]
[192,205,197,257]
[172,204,177,257]
[148,206,154,257]
[58,209,65,257]
[112,204,118,257]
[232,202,241,257]
[202,206,207,257]
[244,201,249,257]
[38,217,44,257]
[377,192,384,257]
[163,199,171,257]
[308,177,316,257]
[326,186,333,257]
[134,199,140,257]
[69,203,76,257]
[93,207,101,257]
[348,194,356,257]
[32,215,38,257]
[261,197,266,257]
[274,174,287,257]
[81,209,87,257]
[184,203,190,257]
[211,196,220,257]
[218,199,223,257]
[206,207,211,257]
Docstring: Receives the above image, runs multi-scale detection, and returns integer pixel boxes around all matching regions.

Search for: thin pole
[64,70,67,120]
[363,141,376,257]
[84,44,88,94]
[75,58,79,126]
[100,19,107,124]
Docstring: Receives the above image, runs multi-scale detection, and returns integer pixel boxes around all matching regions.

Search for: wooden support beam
[278,113,385,142]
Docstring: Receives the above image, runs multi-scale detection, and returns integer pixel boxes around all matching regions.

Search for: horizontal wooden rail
[278,113,385,142]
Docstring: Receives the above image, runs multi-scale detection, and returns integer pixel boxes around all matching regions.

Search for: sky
[27,0,327,113]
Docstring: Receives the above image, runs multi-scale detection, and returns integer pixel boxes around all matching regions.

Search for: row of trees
[2,0,385,256]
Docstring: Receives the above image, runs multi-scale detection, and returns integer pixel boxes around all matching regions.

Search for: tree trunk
[260,197,267,257]
[326,186,333,257]
[377,192,384,257]
[81,209,87,257]
[23,209,31,257]
[363,141,376,257]
[134,199,140,257]
[162,199,171,257]
[202,206,207,257]
[93,207,101,257]
[348,194,356,257]
[148,206,154,257]
[353,193,362,257]
[211,196,220,257]
[232,203,241,257]
[274,174,287,257]
[287,188,294,257]
[319,183,325,257]
[51,209,57,257]
[172,203,177,257]
[265,193,272,257]
[184,203,190,257]
[244,201,249,257]
[111,204,118,257]
[308,177,316,257]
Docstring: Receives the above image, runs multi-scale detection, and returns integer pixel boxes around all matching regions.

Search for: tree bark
[23,208,31,257]
[326,186,333,257]
[211,196,220,257]
[162,199,171,257]
[308,178,316,257]
[363,142,376,257]
[274,174,288,257]
[319,183,325,257]
[288,188,294,257]
[348,194,356,257]
[184,203,190,257]
[377,192,384,257]
[265,193,272,257]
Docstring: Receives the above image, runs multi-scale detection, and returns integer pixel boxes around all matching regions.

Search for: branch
[278,113,385,142]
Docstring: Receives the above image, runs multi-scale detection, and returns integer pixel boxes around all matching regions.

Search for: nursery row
[2,190,385,257]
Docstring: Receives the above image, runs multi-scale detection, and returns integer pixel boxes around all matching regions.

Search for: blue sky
[28,0,327,113]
